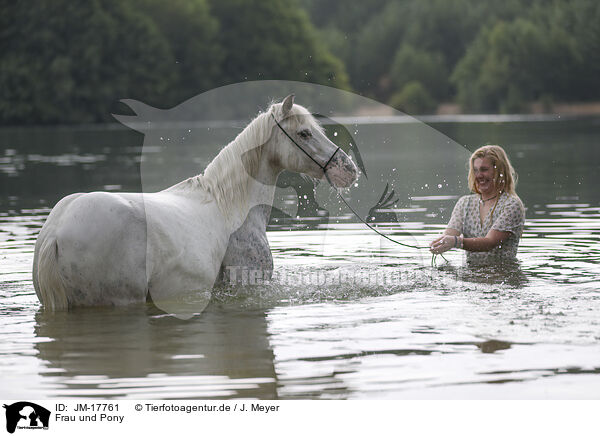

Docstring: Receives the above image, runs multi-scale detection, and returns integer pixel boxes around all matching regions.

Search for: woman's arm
[444,228,460,237]
[430,196,465,253]
[430,229,511,254]
[429,228,460,251]
[462,229,511,252]
[429,228,461,253]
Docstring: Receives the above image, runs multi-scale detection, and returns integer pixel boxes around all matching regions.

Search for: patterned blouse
[447,193,526,263]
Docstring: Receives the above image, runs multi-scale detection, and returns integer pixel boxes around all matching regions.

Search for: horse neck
[200,114,280,226]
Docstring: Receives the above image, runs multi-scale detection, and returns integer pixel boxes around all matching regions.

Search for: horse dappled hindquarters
[33,95,359,314]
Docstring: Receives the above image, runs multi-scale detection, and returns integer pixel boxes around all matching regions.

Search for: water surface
[1,117,599,399]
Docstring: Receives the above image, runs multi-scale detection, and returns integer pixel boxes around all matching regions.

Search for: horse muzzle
[325,151,359,188]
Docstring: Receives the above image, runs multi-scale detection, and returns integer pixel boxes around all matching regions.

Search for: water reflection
[34,303,277,399]
[269,171,329,229]
[0,126,142,211]
[437,262,529,288]
[477,340,512,354]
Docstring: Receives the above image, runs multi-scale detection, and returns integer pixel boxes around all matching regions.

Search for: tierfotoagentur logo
[224,265,431,286]
[3,402,50,434]
[110,80,469,318]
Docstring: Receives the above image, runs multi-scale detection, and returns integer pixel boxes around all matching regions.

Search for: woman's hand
[429,235,458,254]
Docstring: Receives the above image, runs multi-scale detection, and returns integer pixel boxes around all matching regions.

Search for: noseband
[271,113,340,179]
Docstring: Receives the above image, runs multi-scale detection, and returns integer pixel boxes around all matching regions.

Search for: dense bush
[0,1,177,124]
[302,0,600,113]
[389,81,436,114]
[0,0,349,124]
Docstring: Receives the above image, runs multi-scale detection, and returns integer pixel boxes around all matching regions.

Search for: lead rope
[335,192,449,267]
[271,112,448,265]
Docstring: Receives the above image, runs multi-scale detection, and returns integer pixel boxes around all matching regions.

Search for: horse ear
[282,94,295,116]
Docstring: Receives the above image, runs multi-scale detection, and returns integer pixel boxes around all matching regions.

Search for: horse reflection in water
[32,95,358,315]
[34,304,280,399]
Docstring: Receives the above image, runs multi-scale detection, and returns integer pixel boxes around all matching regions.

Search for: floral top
[447,193,525,263]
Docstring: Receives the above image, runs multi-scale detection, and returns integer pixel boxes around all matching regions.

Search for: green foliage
[0,0,349,124]
[389,81,436,115]
[390,44,448,102]
[401,0,482,69]
[301,0,600,113]
[130,0,222,104]
[299,0,390,32]
[304,0,487,100]
[552,0,600,99]
[0,0,177,124]
[452,6,585,113]
[207,0,348,88]
[351,1,409,97]
[3,0,599,122]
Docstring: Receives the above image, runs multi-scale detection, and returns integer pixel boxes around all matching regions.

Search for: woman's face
[473,156,496,195]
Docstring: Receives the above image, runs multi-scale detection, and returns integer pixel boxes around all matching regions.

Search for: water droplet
[437,184,442,188]
[333,131,338,137]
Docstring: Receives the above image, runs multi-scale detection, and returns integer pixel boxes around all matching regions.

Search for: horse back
[35,191,148,307]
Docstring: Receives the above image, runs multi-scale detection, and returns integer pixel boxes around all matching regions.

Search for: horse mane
[165,101,315,219]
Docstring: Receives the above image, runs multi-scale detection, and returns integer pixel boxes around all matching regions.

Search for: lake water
[1,116,599,399]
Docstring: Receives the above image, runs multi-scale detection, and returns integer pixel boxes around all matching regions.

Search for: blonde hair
[468,145,517,195]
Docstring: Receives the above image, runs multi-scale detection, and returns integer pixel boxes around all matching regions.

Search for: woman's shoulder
[501,193,526,224]
[455,194,477,209]
[451,194,477,211]
[457,193,478,203]
[504,193,525,209]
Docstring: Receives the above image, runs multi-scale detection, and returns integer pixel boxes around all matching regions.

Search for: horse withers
[33,95,359,311]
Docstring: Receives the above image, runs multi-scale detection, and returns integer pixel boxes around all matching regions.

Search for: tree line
[302,0,600,114]
[1,0,598,124]
[0,0,347,124]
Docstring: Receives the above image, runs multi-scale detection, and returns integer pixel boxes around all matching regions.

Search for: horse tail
[34,236,69,311]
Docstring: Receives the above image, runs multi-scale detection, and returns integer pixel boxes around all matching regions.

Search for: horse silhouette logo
[3,402,50,434]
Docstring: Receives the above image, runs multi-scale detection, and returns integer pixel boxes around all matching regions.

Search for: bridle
[271,112,341,182]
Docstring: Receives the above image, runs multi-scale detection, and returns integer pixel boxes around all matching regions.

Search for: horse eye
[298,129,311,139]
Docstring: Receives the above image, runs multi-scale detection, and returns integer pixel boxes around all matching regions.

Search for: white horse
[33,95,359,311]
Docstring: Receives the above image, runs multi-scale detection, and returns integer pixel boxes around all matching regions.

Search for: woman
[430,145,525,263]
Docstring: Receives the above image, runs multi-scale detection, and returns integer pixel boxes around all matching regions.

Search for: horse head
[268,95,359,189]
